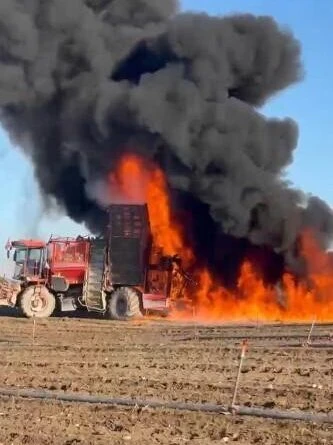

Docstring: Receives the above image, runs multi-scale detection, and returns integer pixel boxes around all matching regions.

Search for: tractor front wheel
[107,287,142,321]
[19,286,56,319]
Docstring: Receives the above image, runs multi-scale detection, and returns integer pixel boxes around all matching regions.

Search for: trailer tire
[108,287,142,321]
[19,285,56,319]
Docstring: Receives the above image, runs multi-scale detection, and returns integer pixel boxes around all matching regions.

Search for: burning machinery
[0,204,190,319]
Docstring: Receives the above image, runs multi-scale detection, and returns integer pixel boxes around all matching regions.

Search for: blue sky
[0,0,332,274]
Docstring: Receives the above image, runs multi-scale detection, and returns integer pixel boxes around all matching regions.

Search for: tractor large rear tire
[107,287,142,321]
[19,286,56,319]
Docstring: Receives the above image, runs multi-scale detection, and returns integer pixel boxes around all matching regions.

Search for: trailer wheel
[108,287,142,321]
[19,286,56,319]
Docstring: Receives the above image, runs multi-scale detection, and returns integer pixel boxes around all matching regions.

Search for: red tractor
[0,204,188,319]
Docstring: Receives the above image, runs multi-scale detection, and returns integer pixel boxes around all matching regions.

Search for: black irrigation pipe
[177,334,332,342]
[163,323,333,334]
[280,343,333,349]
[0,387,332,424]
[164,322,333,328]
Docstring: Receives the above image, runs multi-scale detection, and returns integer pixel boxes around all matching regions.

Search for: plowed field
[0,311,332,444]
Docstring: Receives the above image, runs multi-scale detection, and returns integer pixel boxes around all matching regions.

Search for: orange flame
[110,153,192,260]
[111,154,333,323]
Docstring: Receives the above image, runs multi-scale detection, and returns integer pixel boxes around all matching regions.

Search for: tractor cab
[7,240,47,283]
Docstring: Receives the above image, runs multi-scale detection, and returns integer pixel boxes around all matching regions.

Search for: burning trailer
[0,204,190,320]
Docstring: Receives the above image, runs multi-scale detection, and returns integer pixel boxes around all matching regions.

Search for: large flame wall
[111,154,333,323]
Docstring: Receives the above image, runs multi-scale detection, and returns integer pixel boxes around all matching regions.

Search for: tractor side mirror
[13,251,17,262]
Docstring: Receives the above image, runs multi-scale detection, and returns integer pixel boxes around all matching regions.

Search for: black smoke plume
[0,0,332,286]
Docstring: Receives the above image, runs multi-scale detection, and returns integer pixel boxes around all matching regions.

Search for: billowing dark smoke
[0,0,332,285]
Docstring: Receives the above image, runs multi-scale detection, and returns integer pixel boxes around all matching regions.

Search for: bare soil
[0,311,332,444]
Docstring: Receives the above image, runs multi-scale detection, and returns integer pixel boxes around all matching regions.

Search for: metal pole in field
[32,315,36,347]
[192,305,199,340]
[305,318,316,346]
[231,339,248,408]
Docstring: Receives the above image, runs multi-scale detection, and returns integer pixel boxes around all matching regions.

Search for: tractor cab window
[26,248,43,276]
[12,247,43,280]
[14,248,27,264]
[28,248,42,262]
[13,248,27,279]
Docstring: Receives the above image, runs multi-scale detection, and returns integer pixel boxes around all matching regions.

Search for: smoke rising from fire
[0,0,332,283]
